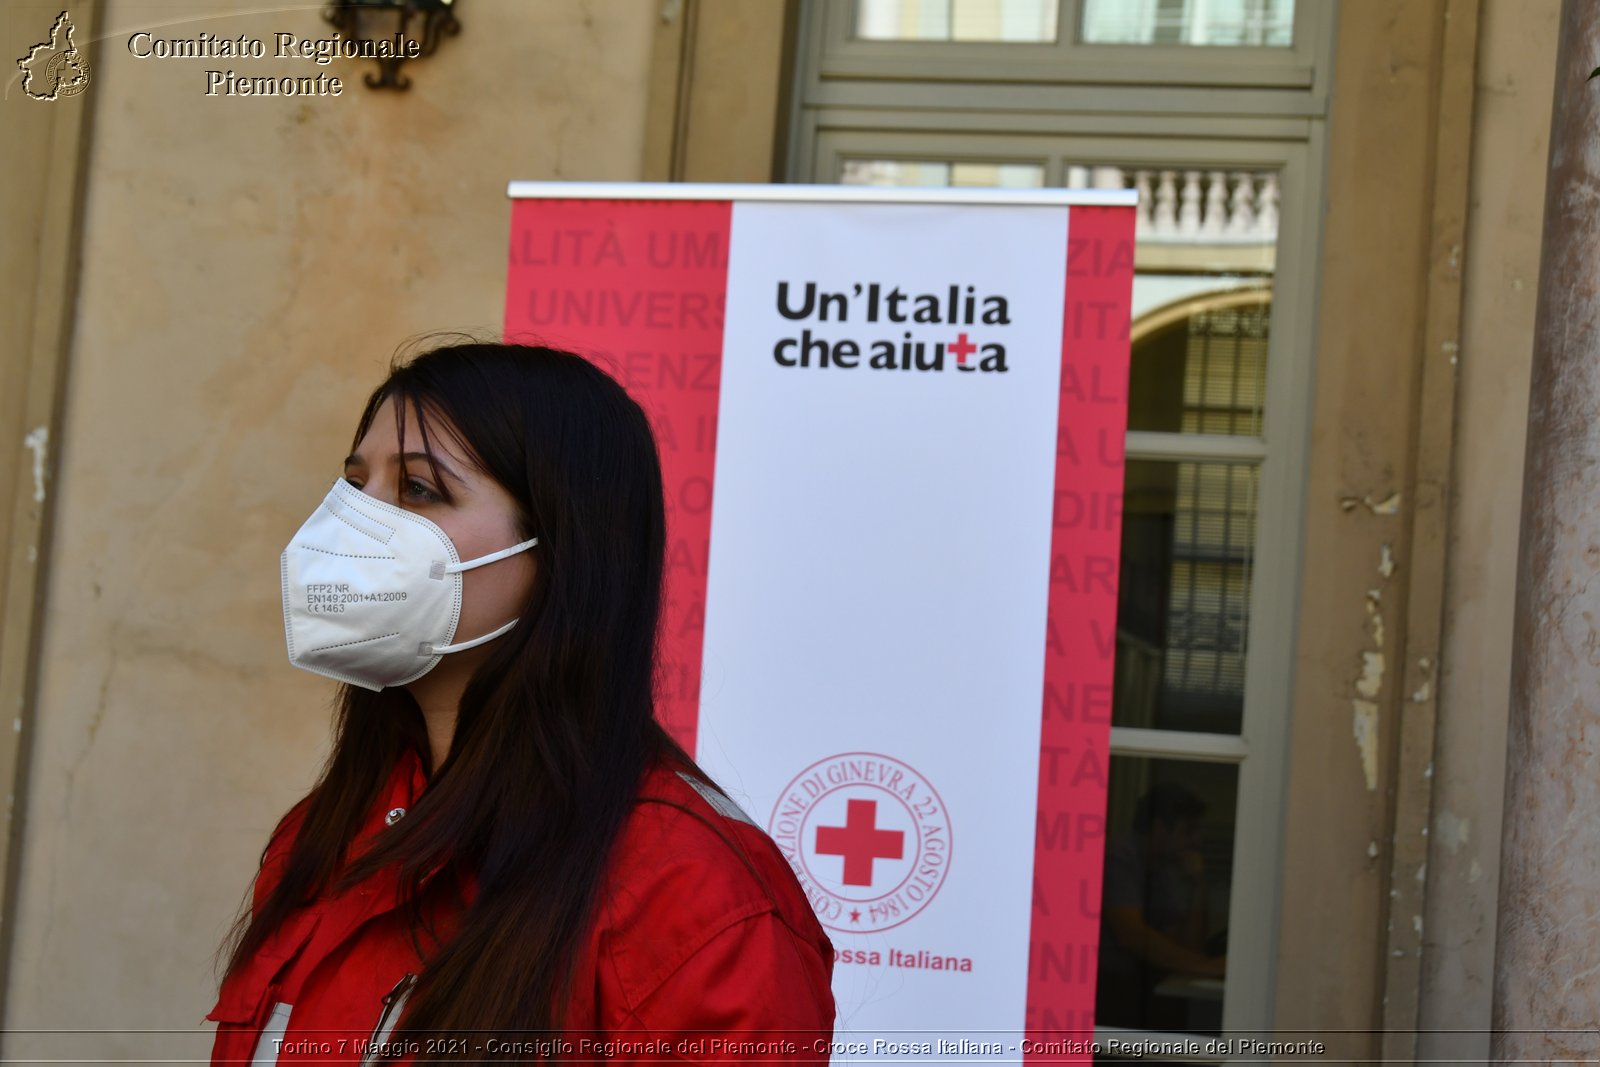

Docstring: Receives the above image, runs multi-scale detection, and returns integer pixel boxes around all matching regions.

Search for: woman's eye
[403,478,442,504]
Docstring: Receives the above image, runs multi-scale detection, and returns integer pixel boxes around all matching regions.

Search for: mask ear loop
[428,537,540,580]
[419,536,540,656]
[424,618,520,656]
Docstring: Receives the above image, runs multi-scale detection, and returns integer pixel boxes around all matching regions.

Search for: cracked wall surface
[1418,0,1559,1059]
[1273,0,1560,1051]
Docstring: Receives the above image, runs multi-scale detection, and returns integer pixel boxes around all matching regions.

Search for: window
[854,0,1296,46]
[787,0,1333,1053]
[806,0,1325,89]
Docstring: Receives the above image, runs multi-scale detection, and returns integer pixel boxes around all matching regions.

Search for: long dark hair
[215,338,732,1060]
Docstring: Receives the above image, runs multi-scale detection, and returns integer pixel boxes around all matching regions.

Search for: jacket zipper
[360,971,418,1066]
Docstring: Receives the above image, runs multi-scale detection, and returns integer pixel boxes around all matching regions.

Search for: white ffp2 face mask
[280,477,539,691]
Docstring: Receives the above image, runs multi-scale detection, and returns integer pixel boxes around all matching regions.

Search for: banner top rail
[506,181,1138,207]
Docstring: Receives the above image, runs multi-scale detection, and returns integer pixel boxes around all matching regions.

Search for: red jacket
[206,746,837,1064]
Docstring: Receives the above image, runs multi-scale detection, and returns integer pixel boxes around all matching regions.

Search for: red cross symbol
[948,332,977,365]
[815,798,904,886]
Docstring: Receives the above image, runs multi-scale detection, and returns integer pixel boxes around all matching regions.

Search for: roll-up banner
[504,182,1136,1064]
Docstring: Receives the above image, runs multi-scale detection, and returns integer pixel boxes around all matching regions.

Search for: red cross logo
[814,798,904,886]
[947,332,977,365]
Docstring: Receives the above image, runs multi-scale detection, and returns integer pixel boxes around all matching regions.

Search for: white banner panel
[692,201,1070,1056]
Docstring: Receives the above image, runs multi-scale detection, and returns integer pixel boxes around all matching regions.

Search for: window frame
[812,0,1332,91]
[785,0,1335,1049]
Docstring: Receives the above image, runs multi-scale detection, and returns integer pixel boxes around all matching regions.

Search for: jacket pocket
[207,973,277,1027]
[206,912,320,1024]
[206,978,284,1066]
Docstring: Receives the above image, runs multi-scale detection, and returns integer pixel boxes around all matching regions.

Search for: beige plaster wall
[2,0,654,1058]
[677,0,789,182]
[1272,2,1462,1051]
[1417,0,1560,1056]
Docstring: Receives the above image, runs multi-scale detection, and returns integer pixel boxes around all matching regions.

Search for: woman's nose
[354,476,397,506]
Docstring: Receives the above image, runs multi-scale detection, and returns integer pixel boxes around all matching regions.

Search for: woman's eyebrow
[343,451,465,487]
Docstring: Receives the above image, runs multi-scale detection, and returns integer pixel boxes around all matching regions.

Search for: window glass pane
[1096,755,1234,1035]
[1115,461,1256,735]
[855,0,1059,42]
[1080,0,1294,46]
[839,158,1046,188]
[1121,166,1277,436]
[1130,290,1268,437]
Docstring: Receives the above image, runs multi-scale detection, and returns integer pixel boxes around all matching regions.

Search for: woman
[207,340,837,1065]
